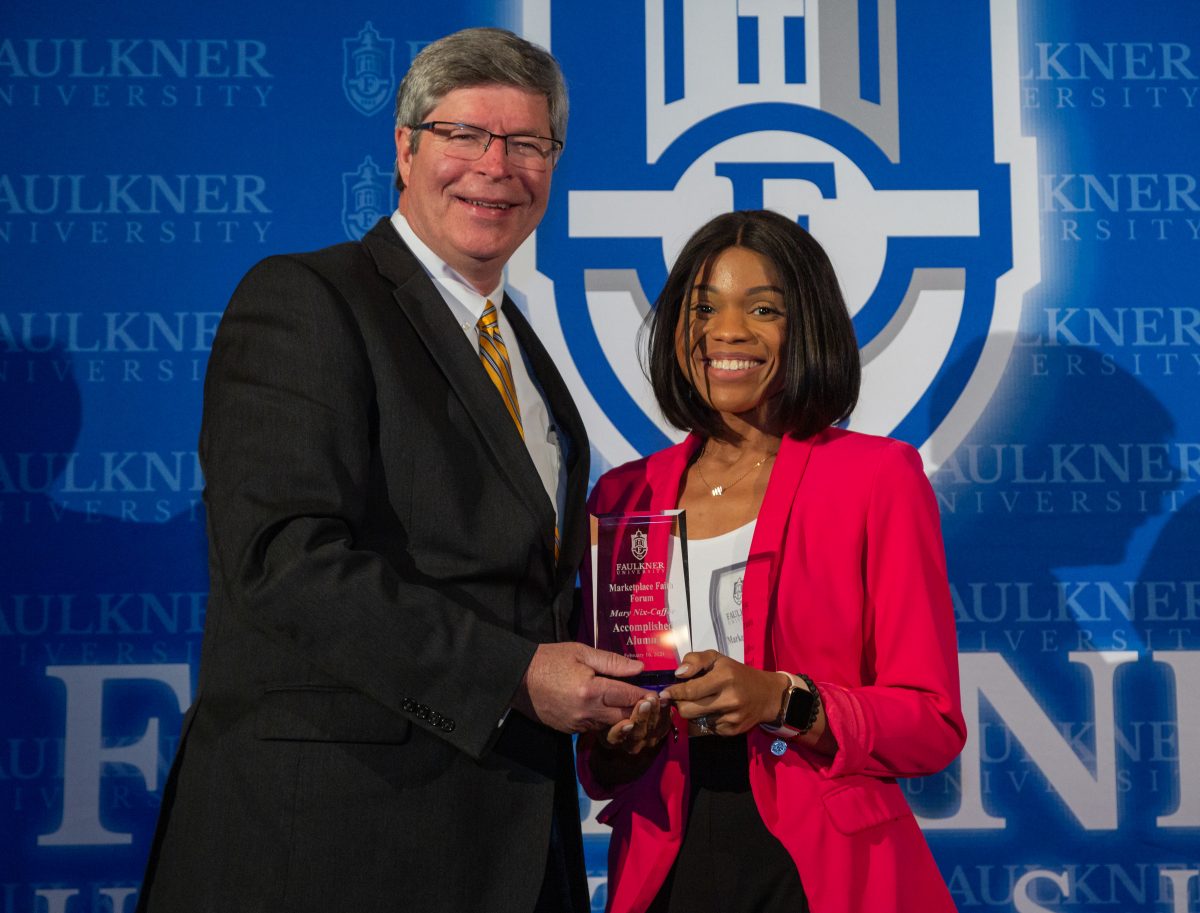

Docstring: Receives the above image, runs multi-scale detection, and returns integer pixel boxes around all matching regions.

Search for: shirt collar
[390,210,504,322]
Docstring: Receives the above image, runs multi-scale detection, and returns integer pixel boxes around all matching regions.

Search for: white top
[389,211,565,524]
[667,519,757,664]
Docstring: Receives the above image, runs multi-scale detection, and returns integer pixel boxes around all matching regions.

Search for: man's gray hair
[394,27,568,191]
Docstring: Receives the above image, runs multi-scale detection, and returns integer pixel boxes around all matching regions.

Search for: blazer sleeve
[201,255,537,760]
[817,440,967,779]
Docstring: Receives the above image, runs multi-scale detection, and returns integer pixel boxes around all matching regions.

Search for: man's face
[396,84,555,294]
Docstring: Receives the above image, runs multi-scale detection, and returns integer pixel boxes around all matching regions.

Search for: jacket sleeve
[201,255,537,760]
[817,440,967,779]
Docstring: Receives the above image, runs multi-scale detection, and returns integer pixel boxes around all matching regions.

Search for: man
[137,28,647,913]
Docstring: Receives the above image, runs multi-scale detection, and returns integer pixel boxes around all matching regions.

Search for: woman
[579,210,966,913]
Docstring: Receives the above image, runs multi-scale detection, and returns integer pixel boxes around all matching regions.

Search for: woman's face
[675,245,788,425]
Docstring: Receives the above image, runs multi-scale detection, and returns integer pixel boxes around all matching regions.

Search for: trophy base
[631,669,680,691]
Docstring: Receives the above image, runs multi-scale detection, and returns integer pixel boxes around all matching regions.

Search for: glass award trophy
[591,509,690,690]
[707,560,748,659]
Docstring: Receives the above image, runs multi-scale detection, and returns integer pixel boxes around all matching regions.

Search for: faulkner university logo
[342,155,392,240]
[630,528,649,562]
[343,22,394,117]
[514,0,1040,473]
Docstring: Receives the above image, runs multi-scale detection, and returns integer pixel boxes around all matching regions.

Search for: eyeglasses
[412,121,563,171]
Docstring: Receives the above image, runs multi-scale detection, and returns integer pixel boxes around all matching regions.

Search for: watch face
[783,687,816,731]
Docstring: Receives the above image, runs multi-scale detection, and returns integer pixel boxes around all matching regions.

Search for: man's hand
[511,643,651,733]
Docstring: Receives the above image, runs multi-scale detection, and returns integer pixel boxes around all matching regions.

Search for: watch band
[760,672,820,739]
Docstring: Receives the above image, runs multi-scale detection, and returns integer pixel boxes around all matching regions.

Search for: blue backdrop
[2,2,1198,910]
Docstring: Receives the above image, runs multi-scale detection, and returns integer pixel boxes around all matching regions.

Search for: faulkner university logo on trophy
[629,528,648,561]
[592,511,690,689]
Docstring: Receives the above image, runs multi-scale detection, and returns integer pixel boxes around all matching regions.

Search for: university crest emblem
[510,0,1040,475]
[342,156,392,240]
[343,22,394,117]
[630,528,649,562]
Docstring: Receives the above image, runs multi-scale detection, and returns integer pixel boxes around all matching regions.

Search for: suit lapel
[743,432,816,669]
[645,435,701,511]
[361,221,556,549]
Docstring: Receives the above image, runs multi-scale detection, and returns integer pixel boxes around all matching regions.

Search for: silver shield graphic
[507,0,1040,475]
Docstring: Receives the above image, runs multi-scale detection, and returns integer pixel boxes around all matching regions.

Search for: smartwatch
[761,672,820,739]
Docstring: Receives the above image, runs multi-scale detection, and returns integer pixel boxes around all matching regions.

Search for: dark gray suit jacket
[137,219,590,913]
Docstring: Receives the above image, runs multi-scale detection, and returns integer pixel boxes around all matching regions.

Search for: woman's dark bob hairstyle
[646,209,861,441]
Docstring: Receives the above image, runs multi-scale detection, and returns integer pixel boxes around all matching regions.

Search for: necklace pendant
[710,485,724,497]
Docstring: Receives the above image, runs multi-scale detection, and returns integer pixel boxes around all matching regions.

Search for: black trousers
[534,734,590,913]
[647,735,809,913]
[533,813,576,913]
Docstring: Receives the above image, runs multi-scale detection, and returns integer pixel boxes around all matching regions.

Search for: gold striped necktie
[477,300,560,558]
[477,300,523,438]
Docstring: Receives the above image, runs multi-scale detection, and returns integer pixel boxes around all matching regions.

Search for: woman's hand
[604,697,673,755]
[584,698,674,789]
[659,650,788,736]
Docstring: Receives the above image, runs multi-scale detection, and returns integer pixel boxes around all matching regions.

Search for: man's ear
[396,126,414,187]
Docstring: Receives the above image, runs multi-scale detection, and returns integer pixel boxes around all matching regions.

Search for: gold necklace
[694,445,777,497]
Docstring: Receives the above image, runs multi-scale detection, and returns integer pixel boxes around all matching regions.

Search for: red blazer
[580,428,966,913]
